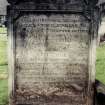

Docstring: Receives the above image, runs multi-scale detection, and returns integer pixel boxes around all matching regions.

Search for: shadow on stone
[95,80,105,105]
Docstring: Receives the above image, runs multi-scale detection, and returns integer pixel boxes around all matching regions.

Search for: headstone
[7,0,99,105]
[0,0,9,15]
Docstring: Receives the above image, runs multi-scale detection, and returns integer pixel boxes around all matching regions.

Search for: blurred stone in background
[0,0,9,27]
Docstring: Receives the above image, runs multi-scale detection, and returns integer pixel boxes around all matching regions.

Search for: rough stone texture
[15,14,89,105]
[7,0,99,105]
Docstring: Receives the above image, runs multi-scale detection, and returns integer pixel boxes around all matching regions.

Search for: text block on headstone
[14,14,89,105]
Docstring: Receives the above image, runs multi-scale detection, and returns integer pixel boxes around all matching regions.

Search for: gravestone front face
[7,0,99,105]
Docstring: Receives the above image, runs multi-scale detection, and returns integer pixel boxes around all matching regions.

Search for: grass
[96,44,105,84]
[0,28,7,34]
[0,28,8,105]
[0,32,8,62]
[0,80,8,105]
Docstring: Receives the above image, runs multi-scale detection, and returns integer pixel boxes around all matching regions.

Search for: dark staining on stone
[20,28,26,40]
[95,80,105,105]
[45,33,49,50]
[20,28,27,46]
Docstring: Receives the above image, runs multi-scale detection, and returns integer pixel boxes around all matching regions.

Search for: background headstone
[0,0,9,15]
[7,0,99,105]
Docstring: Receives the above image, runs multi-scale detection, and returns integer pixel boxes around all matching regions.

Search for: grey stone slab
[7,0,100,105]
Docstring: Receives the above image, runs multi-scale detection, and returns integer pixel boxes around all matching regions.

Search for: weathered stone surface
[15,14,89,105]
[7,0,99,105]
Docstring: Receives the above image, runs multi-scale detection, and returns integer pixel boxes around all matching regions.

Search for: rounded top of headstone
[7,0,18,4]
[7,0,100,9]
[7,0,34,4]
[7,0,99,5]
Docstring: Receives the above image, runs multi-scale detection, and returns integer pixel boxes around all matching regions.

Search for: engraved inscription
[15,14,89,105]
